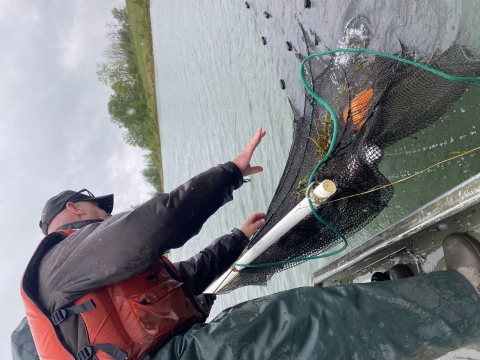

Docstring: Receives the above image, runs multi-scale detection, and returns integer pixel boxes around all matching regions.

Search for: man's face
[74,201,109,220]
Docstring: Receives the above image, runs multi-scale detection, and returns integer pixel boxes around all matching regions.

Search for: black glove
[197,293,217,316]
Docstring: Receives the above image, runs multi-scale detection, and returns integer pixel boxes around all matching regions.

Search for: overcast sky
[0,0,154,354]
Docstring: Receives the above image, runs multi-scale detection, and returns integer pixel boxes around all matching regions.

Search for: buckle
[51,308,67,325]
[77,346,93,360]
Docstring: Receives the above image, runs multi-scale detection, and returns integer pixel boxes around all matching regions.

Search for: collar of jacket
[54,219,104,233]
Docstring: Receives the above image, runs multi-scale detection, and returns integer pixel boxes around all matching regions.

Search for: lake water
[150,0,299,316]
[150,0,480,331]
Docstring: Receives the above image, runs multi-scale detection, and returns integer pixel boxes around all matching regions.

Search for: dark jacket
[13,162,249,359]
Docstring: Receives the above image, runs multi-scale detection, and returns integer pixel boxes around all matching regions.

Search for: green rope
[236,48,480,269]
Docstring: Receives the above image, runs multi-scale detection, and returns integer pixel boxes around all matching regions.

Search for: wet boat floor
[317,203,480,287]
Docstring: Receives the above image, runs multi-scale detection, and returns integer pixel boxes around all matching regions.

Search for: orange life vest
[21,230,208,360]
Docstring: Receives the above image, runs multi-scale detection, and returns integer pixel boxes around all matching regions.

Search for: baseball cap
[39,189,114,235]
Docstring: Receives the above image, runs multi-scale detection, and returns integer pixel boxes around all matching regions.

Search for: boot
[371,264,414,282]
[371,271,390,282]
[388,264,414,280]
[443,233,480,295]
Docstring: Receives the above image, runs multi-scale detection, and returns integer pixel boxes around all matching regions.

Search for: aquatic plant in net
[221,44,480,293]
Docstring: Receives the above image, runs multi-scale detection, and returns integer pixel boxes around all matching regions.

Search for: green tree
[97,5,162,194]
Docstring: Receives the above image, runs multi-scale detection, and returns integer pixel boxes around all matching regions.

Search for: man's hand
[240,212,266,239]
[233,128,266,177]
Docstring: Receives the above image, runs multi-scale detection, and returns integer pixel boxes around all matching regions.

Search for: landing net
[220,44,480,293]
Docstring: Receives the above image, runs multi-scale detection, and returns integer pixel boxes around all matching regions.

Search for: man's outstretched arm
[40,129,266,301]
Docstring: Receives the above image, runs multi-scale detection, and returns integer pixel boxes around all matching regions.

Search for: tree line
[97,6,162,193]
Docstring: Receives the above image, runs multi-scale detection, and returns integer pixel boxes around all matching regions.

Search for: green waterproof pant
[151,271,480,360]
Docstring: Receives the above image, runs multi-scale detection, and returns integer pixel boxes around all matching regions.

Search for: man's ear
[65,202,85,215]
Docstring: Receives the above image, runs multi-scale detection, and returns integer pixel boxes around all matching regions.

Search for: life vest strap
[77,344,127,360]
[51,299,96,326]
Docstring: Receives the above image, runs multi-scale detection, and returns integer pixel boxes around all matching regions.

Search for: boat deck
[312,173,480,357]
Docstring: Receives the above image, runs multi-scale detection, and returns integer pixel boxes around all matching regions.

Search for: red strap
[58,229,77,236]
[161,255,179,275]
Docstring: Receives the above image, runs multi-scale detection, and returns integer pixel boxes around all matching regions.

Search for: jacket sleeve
[173,228,249,295]
[40,162,244,302]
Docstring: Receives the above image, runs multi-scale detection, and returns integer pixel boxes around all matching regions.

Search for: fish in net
[220,44,480,293]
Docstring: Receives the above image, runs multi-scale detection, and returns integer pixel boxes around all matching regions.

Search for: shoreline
[125,0,164,192]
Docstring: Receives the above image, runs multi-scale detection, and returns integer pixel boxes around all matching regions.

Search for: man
[13,128,480,359]
[15,129,267,359]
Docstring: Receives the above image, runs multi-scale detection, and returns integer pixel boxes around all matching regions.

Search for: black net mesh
[221,44,480,293]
